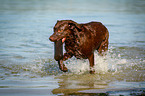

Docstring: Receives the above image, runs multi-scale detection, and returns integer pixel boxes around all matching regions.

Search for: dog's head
[49,20,81,42]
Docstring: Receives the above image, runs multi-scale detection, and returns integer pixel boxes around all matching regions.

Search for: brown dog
[49,20,109,74]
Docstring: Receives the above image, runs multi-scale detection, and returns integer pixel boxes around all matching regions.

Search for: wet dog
[49,20,109,74]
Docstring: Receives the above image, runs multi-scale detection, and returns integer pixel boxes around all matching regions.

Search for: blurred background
[0,0,145,95]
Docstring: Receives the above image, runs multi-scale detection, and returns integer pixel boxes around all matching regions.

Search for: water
[0,0,145,95]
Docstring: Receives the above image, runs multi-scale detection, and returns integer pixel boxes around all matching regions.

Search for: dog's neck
[65,29,80,45]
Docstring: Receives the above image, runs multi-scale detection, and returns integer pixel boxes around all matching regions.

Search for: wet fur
[49,20,109,73]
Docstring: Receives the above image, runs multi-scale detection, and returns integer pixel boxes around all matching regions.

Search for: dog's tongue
[62,37,66,43]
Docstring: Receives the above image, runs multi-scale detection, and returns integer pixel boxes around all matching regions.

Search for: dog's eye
[58,30,61,32]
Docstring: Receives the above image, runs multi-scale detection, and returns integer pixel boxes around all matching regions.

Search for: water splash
[65,52,126,74]
[64,45,144,75]
[0,46,144,81]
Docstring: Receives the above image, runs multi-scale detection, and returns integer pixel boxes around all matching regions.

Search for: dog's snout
[49,36,54,41]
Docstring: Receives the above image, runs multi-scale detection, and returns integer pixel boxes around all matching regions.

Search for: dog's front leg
[88,53,95,74]
[58,59,68,72]
[57,52,73,72]
[58,52,73,72]
[63,52,73,61]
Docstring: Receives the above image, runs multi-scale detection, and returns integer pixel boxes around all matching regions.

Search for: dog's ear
[68,23,82,31]
[68,23,75,29]
[57,20,60,22]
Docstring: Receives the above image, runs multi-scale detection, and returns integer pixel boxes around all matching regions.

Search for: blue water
[0,0,145,95]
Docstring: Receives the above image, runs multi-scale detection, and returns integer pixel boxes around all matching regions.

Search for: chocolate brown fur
[49,20,109,74]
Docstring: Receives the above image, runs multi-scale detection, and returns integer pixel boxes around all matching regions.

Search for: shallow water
[0,0,145,95]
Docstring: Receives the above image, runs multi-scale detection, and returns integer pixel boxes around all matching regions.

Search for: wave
[0,46,144,81]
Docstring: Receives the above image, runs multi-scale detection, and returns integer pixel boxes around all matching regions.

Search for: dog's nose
[49,36,54,41]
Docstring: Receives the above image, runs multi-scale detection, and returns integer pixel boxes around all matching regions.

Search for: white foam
[65,58,89,74]
[94,53,108,74]
[65,52,110,74]
[65,48,128,74]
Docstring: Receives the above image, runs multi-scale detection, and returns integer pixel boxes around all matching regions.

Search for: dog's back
[65,21,108,59]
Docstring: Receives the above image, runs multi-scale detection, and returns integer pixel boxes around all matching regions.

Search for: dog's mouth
[49,36,66,43]
[62,37,66,43]
[55,37,66,43]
